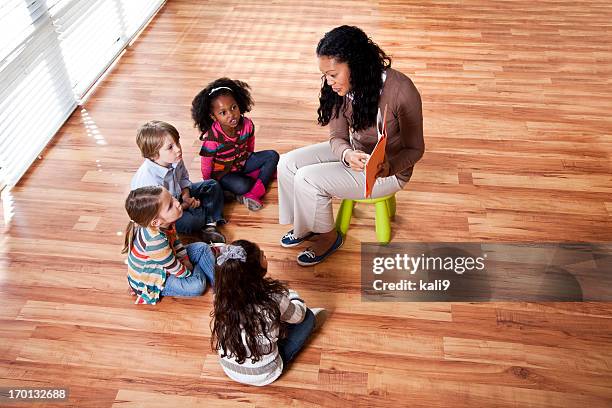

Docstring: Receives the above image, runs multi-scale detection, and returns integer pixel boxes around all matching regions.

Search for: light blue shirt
[131,159,192,198]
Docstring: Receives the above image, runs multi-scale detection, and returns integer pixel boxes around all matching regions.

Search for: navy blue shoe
[297,232,344,267]
[280,229,318,248]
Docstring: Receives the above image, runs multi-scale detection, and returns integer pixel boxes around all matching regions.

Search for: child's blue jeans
[219,150,280,195]
[278,308,315,368]
[176,180,225,234]
[162,243,215,297]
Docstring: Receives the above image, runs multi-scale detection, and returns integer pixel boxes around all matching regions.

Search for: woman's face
[318,56,351,96]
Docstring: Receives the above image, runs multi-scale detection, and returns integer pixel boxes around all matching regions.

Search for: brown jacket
[329,67,424,182]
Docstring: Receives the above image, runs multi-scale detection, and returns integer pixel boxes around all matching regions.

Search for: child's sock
[238,179,265,211]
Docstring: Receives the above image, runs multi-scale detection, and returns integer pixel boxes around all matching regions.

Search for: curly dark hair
[191,78,254,134]
[316,25,391,132]
[210,240,288,364]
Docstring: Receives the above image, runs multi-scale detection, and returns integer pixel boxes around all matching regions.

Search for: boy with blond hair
[131,120,226,243]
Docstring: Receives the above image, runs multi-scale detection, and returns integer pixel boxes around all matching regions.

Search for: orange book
[364,105,388,198]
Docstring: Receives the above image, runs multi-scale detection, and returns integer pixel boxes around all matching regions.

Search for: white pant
[278,142,405,237]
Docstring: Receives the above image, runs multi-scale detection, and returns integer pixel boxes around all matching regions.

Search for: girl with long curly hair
[278,25,425,266]
[210,240,327,386]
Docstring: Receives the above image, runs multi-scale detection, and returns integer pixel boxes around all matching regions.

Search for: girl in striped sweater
[122,186,215,305]
[211,240,327,386]
[191,78,279,211]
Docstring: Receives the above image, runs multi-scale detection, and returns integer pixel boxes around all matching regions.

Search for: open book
[364,104,388,198]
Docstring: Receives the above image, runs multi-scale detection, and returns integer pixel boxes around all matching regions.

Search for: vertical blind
[0,0,165,188]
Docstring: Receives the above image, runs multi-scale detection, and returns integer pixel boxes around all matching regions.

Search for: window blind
[0,0,165,187]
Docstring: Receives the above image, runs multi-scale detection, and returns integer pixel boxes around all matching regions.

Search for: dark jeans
[278,308,315,368]
[175,180,225,234]
[219,150,280,195]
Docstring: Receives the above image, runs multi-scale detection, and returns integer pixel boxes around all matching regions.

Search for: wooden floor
[2,0,612,406]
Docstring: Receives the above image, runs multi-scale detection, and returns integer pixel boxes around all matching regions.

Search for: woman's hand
[345,149,369,172]
[376,161,391,178]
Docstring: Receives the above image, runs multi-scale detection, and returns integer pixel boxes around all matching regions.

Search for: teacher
[278,25,424,266]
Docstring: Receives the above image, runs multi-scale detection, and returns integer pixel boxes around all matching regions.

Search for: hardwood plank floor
[1,0,612,406]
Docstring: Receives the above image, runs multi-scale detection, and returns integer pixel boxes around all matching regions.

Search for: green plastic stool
[335,194,396,244]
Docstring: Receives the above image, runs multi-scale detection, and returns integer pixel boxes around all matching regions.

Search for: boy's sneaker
[280,229,318,248]
[311,308,328,331]
[296,231,343,267]
[201,226,226,244]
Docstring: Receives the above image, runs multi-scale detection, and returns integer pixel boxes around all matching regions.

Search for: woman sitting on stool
[278,25,425,266]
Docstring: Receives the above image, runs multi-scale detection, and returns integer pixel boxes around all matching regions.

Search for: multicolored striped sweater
[217,289,307,386]
[199,117,255,180]
[127,225,190,305]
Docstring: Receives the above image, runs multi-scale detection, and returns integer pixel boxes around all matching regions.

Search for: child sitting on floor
[210,239,327,386]
[123,186,216,304]
[131,120,226,243]
[191,78,279,211]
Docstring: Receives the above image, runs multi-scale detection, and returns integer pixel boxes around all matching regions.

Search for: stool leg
[335,200,355,235]
[374,201,391,244]
[387,195,396,218]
